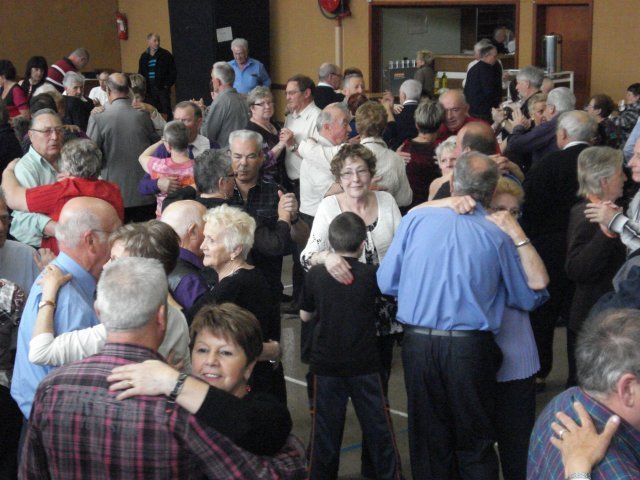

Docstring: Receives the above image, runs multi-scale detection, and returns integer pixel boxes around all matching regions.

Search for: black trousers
[402,328,501,480]
[147,82,172,118]
[0,385,22,479]
[495,376,536,480]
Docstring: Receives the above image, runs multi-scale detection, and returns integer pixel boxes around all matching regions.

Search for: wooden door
[534,2,592,108]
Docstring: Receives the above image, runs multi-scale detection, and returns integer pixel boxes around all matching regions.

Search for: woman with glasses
[300,144,402,476]
[245,86,293,183]
[565,147,627,387]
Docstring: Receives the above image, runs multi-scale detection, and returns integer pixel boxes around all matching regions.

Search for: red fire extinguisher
[116,12,128,40]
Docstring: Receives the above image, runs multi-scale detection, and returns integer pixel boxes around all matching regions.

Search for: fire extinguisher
[116,12,128,40]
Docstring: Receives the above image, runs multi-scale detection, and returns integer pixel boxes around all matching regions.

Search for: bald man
[161,200,210,310]
[88,73,160,223]
[436,89,486,143]
[11,197,121,420]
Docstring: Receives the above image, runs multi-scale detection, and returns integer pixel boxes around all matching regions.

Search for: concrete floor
[279,258,569,479]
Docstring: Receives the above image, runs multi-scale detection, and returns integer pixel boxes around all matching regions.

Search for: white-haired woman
[188,204,286,404]
[566,146,627,386]
[427,136,457,200]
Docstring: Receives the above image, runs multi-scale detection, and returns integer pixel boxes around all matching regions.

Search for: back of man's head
[318,63,339,81]
[460,122,497,155]
[577,309,640,402]
[55,197,119,251]
[161,200,206,241]
[547,87,576,115]
[212,62,235,87]
[452,151,499,207]
[328,212,367,254]
[557,110,597,143]
[400,79,422,102]
[193,149,231,194]
[107,73,129,96]
[29,94,57,115]
[95,257,167,333]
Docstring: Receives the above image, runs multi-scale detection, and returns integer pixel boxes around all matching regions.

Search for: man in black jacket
[138,33,177,120]
[464,44,502,122]
[314,63,344,109]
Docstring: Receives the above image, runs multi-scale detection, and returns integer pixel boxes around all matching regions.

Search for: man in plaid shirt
[20,257,306,479]
[527,308,640,479]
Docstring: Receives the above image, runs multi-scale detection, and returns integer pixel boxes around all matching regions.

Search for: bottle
[441,72,448,89]
[434,74,441,91]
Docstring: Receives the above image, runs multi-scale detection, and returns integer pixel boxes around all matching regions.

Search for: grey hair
[516,66,545,89]
[229,129,263,149]
[231,38,249,52]
[128,73,146,91]
[577,146,623,198]
[55,208,104,248]
[317,102,350,130]
[547,87,576,113]
[203,204,256,260]
[318,63,339,81]
[95,257,168,332]
[62,71,85,88]
[400,79,422,101]
[452,151,499,207]
[162,120,189,152]
[60,139,103,178]
[212,61,235,86]
[342,72,363,90]
[435,136,457,160]
[474,39,493,54]
[194,149,232,194]
[577,308,640,397]
[70,48,90,61]
[33,83,57,97]
[414,100,444,134]
[557,110,597,142]
[247,86,272,107]
[30,108,61,128]
[479,44,497,58]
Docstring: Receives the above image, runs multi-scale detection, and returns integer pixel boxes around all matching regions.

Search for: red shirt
[435,116,487,145]
[26,177,125,254]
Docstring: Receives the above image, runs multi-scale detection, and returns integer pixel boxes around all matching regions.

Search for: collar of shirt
[403,100,419,106]
[178,247,204,269]
[563,140,589,150]
[317,81,334,89]
[54,251,98,302]
[360,136,388,148]
[27,145,59,174]
[99,342,165,363]
[291,101,318,120]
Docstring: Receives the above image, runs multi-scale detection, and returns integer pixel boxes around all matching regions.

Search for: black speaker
[168,0,271,103]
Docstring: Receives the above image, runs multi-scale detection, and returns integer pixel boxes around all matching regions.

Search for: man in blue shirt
[378,151,547,479]
[229,38,271,94]
[11,197,121,419]
[528,308,640,480]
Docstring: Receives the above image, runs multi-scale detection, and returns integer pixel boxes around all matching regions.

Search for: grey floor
[279,258,569,479]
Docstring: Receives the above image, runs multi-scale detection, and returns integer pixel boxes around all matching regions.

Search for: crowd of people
[0,32,639,480]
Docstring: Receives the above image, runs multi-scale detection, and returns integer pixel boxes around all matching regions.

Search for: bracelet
[566,474,591,480]
[515,238,531,248]
[38,299,56,310]
[165,373,188,413]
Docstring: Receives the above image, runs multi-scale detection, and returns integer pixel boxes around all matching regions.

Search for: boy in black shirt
[300,212,402,480]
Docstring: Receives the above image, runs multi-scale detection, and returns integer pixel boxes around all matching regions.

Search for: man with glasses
[436,89,486,143]
[11,197,121,424]
[10,109,63,248]
[315,63,344,109]
[283,75,320,313]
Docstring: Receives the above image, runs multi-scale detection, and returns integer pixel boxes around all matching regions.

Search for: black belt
[405,325,492,338]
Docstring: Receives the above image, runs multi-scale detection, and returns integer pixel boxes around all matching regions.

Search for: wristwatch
[566,473,591,480]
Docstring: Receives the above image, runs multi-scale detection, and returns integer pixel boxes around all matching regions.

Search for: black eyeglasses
[30,127,64,136]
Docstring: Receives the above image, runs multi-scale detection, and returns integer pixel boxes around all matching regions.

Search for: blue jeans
[308,372,402,480]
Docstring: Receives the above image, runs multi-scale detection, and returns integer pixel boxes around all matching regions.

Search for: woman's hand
[585,201,621,227]
[486,210,524,241]
[325,252,354,285]
[107,360,179,400]
[550,401,620,477]
[37,264,72,300]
